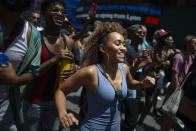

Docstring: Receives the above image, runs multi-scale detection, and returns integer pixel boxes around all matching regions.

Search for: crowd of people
[0,0,195,131]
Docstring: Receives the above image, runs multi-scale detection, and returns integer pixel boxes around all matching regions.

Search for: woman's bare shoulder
[76,65,98,90]
[77,65,97,78]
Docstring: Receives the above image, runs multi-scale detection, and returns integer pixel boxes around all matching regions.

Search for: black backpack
[183,68,196,101]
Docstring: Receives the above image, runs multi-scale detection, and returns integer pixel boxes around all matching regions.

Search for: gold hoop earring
[105,53,110,65]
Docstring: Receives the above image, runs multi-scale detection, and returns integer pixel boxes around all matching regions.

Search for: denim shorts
[23,100,60,131]
[0,99,17,131]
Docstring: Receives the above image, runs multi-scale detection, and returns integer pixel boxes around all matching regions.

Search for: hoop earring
[105,53,110,65]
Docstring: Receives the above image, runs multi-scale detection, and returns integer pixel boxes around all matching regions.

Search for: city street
[1,1,195,131]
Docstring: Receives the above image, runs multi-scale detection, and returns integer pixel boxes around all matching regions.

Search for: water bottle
[55,48,71,90]
[57,59,71,84]
[0,52,8,68]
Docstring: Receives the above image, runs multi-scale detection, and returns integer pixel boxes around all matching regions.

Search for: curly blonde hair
[84,22,127,65]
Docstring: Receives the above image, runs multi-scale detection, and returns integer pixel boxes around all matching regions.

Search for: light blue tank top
[80,64,127,131]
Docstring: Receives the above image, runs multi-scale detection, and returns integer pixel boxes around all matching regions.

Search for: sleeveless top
[0,21,28,103]
[23,34,67,102]
[80,64,127,131]
[5,20,28,71]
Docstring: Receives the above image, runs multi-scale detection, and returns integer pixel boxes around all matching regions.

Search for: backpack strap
[179,53,186,72]
[96,64,124,102]
[180,68,194,89]
[177,53,188,87]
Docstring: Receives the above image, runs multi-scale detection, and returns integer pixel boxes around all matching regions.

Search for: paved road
[62,88,186,131]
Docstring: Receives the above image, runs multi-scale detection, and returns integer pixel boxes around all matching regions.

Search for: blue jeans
[0,99,17,131]
[23,101,60,131]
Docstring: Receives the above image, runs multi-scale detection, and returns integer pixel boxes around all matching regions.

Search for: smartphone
[88,3,98,15]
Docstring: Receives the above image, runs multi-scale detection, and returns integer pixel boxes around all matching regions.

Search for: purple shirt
[172,53,194,85]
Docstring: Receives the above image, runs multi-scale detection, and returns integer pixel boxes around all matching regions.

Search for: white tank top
[0,21,29,103]
[5,21,28,71]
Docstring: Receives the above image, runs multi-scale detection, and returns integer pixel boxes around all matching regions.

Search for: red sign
[145,16,159,25]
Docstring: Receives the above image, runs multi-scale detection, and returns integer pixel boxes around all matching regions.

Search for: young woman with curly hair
[55,22,155,131]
